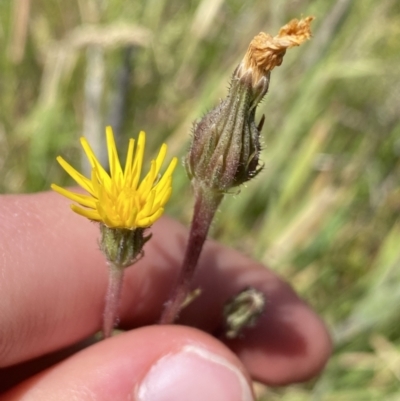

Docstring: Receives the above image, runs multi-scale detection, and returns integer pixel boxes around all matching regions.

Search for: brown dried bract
[242,16,314,84]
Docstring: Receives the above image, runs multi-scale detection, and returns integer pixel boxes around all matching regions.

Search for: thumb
[2,326,255,401]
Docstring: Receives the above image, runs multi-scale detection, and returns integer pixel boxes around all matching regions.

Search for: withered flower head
[240,16,315,86]
[185,16,314,194]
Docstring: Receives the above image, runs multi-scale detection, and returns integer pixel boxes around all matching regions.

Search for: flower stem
[102,263,124,338]
[160,185,223,324]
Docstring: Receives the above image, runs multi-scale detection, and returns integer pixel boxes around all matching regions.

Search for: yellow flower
[51,126,178,229]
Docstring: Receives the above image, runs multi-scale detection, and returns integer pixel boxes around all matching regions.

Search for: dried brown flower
[240,16,315,85]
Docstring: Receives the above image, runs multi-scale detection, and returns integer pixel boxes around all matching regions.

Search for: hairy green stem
[102,263,124,338]
[160,185,223,324]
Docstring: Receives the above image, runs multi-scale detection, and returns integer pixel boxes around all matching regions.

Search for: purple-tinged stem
[160,185,223,324]
[102,263,124,338]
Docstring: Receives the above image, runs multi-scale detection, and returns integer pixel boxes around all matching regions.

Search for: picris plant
[160,16,314,326]
[52,127,177,338]
[52,16,314,339]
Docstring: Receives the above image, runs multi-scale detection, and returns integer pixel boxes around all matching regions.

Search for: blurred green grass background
[1,0,400,399]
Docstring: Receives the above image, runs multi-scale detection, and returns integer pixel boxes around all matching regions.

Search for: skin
[0,192,332,399]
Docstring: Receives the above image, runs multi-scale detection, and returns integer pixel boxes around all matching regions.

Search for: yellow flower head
[51,126,178,229]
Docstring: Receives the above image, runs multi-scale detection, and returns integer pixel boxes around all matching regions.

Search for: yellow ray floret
[51,126,178,229]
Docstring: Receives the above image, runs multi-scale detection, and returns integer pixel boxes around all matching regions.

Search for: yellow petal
[80,137,109,179]
[138,189,156,219]
[137,208,164,227]
[56,157,94,195]
[153,143,167,178]
[124,138,135,179]
[51,184,97,208]
[132,131,146,189]
[71,204,101,221]
[154,157,178,192]
[106,126,123,180]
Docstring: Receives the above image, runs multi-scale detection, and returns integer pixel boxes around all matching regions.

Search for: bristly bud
[223,287,266,339]
[100,224,151,269]
[185,16,314,193]
[185,68,268,193]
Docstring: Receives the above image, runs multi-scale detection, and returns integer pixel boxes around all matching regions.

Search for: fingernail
[135,345,254,401]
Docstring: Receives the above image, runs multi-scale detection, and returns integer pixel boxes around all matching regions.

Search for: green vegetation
[1,0,400,399]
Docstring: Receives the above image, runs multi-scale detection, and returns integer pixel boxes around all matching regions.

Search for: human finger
[2,326,255,401]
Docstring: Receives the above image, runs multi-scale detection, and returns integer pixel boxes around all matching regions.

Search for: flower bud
[223,287,265,339]
[185,69,267,193]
